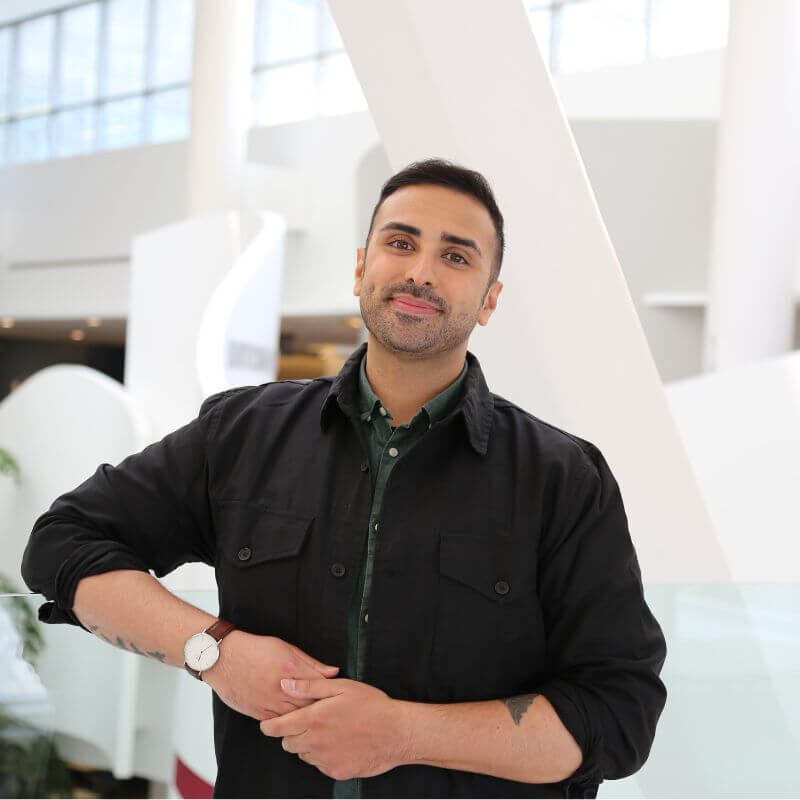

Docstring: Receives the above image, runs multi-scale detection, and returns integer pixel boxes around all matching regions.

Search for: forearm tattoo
[86,624,166,662]
[501,693,539,725]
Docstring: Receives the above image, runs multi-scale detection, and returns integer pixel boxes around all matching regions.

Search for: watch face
[184,632,220,672]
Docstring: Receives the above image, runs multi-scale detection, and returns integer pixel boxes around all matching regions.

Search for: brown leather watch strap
[184,618,236,682]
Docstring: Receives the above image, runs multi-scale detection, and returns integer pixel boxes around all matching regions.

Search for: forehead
[373,184,495,253]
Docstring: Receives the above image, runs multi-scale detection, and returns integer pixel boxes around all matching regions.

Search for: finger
[287,643,340,675]
[280,677,346,699]
[281,733,308,754]
[260,707,309,737]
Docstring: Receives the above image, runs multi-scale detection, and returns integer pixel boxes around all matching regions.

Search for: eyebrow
[378,221,483,257]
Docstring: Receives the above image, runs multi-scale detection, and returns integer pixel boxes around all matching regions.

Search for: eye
[444,252,468,265]
[388,238,413,250]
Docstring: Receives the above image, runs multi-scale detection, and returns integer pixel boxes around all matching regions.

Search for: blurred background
[1,0,799,798]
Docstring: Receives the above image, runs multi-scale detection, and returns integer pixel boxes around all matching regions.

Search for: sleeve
[534,444,668,794]
[19,389,234,632]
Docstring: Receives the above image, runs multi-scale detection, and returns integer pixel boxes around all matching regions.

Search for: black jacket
[21,341,667,798]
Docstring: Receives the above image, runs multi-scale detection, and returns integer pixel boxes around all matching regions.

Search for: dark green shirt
[332,349,468,799]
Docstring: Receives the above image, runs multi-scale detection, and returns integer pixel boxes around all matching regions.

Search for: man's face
[353,184,503,359]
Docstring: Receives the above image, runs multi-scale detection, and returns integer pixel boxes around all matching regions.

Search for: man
[22,159,667,799]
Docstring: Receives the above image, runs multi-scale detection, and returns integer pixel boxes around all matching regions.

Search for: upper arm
[20,389,232,625]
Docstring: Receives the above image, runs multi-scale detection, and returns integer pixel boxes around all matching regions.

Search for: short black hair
[365,158,505,288]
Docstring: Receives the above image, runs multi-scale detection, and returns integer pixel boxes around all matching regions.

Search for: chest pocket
[214,501,314,641]
[432,534,546,701]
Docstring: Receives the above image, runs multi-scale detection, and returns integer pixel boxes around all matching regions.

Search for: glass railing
[1,584,799,798]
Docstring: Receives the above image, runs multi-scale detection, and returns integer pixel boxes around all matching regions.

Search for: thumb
[318,664,340,675]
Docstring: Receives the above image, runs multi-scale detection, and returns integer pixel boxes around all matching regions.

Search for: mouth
[390,295,441,316]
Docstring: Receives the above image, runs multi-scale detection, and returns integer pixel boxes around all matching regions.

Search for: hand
[259,677,413,781]
[201,630,340,721]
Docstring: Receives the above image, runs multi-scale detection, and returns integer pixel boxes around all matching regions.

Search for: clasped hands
[259,675,414,782]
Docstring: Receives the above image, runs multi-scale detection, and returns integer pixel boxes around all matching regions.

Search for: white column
[328,0,728,584]
[186,0,256,219]
[702,0,800,371]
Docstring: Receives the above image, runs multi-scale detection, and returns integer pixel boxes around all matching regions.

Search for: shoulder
[199,377,331,427]
[491,392,603,478]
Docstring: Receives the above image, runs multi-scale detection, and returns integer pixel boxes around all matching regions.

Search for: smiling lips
[391,294,441,316]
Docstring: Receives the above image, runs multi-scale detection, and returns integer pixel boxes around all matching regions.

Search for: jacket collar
[319,341,494,455]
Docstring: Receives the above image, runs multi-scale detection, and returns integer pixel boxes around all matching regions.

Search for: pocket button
[237,546,252,561]
[494,579,510,595]
[331,562,346,578]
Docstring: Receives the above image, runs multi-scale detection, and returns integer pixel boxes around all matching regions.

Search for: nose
[402,249,437,287]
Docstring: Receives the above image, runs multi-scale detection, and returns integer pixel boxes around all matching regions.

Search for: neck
[363,334,467,427]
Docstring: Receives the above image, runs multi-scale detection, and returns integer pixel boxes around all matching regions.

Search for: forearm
[395,692,583,785]
[72,569,221,672]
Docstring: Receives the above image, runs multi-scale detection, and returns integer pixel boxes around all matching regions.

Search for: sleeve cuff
[537,678,605,793]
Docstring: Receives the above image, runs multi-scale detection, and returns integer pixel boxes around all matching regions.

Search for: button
[237,547,252,561]
[374,522,379,532]
[363,612,369,623]
[366,415,371,422]
[379,406,387,416]
[388,447,398,457]
[494,580,510,595]
[331,562,346,578]
[360,461,369,472]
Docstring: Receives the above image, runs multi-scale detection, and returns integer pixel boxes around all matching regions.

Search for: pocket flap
[438,534,515,601]
[215,503,314,566]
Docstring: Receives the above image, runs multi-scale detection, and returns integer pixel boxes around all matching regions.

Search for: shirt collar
[320,341,494,455]
[357,347,467,428]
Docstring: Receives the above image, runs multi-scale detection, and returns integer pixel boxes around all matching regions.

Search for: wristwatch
[183,619,236,681]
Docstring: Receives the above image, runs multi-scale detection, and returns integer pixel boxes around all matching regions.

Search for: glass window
[650,0,730,59]
[556,0,647,73]
[59,3,100,105]
[254,0,319,66]
[319,0,343,52]
[253,60,316,125]
[13,115,49,162]
[0,123,7,165]
[147,86,189,142]
[100,96,143,149]
[105,0,148,97]
[0,27,11,117]
[317,52,366,116]
[152,0,194,87]
[17,15,54,113]
[52,106,95,157]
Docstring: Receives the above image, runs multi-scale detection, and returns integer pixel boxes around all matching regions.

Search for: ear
[477,280,503,327]
[354,247,365,297]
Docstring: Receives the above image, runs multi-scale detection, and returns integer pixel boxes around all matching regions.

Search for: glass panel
[105,0,148,97]
[17,15,54,113]
[317,52,366,117]
[0,27,11,117]
[556,0,647,74]
[0,122,7,166]
[100,96,143,149]
[147,86,189,142]
[12,114,48,162]
[252,60,316,126]
[319,0,343,52]
[52,106,95,158]
[59,3,100,105]
[527,8,552,69]
[152,0,194,87]
[650,0,730,59]
[254,0,319,67]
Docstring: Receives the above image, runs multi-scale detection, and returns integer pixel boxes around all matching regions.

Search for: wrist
[392,699,423,767]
